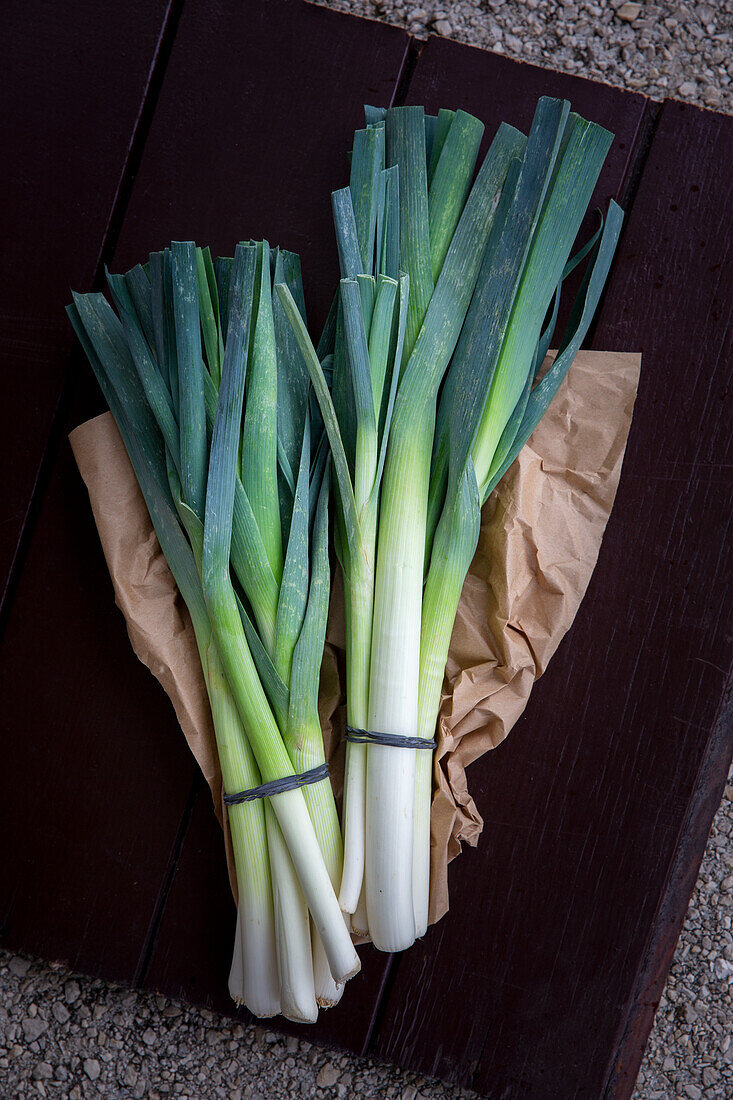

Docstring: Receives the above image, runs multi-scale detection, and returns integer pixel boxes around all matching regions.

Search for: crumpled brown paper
[69,349,640,926]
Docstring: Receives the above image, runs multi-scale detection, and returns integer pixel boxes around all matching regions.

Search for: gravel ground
[1,767,732,1097]
[315,0,733,112]
[2,3,730,1098]
[0,955,481,1100]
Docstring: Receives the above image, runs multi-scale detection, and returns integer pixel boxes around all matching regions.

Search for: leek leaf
[274,417,311,684]
[172,241,208,520]
[386,105,433,357]
[484,200,624,498]
[428,110,484,281]
[106,270,181,471]
[287,469,331,744]
[241,242,283,580]
[124,263,156,353]
[332,188,365,279]
[275,283,361,565]
[350,123,385,272]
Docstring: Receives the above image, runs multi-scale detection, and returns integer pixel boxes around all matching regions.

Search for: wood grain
[0,0,174,616]
[371,92,732,1099]
[0,363,199,981]
[591,99,733,1098]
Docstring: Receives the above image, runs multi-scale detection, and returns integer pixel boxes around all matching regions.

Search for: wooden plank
[0,0,174,616]
[590,99,733,1098]
[0,364,199,981]
[371,80,732,1099]
[110,0,408,1049]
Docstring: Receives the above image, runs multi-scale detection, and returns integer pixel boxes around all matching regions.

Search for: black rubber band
[344,725,436,750]
[223,762,330,805]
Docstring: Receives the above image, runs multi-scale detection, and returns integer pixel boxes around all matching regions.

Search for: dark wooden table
[2,2,731,1097]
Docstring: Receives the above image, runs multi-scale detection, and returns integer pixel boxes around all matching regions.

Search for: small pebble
[713,956,733,980]
[616,1,641,21]
[83,1058,100,1081]
[9,956,31,977]
[22,1017,48,1043]
[64,980,81,1004]
[316,1063,340,1087]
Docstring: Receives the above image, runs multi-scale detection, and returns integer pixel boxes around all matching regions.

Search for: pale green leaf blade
[428,109,484,281]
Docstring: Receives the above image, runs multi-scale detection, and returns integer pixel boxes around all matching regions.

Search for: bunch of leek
[278,96,623,952]
[68,240,359,1021]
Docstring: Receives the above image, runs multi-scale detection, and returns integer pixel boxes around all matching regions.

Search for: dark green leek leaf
[172,241,208,520]
[124,264,156,353]
[340,278,376,434]
[106,270,181,472]
[275,283,361,566]
[332,188,365,279]
[350,123,385,272]
[483,200,624,499]
[274,417,311,684]
[386,105,433,357]
[196,245,223,385]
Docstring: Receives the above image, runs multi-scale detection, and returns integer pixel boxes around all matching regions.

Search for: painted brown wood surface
[371,87,732,1099]
[93,0,409,1053]
[0,355,201,981]
[0,0,174,617]
[587,99,732,1098]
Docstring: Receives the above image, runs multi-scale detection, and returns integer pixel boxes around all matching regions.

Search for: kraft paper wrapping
[69,349,641,926]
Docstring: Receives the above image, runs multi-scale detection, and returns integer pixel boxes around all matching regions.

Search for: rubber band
[223,762,330,805]
[344,725,436,750]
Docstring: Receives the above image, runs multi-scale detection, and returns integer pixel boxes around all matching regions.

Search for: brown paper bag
[69,349,641,924]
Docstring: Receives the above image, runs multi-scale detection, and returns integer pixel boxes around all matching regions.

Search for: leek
[69,237,359,1021]
[282,97,623,953]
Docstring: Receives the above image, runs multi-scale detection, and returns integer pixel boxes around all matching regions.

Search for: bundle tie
[223,762,330,805]
[344,725,436,750]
